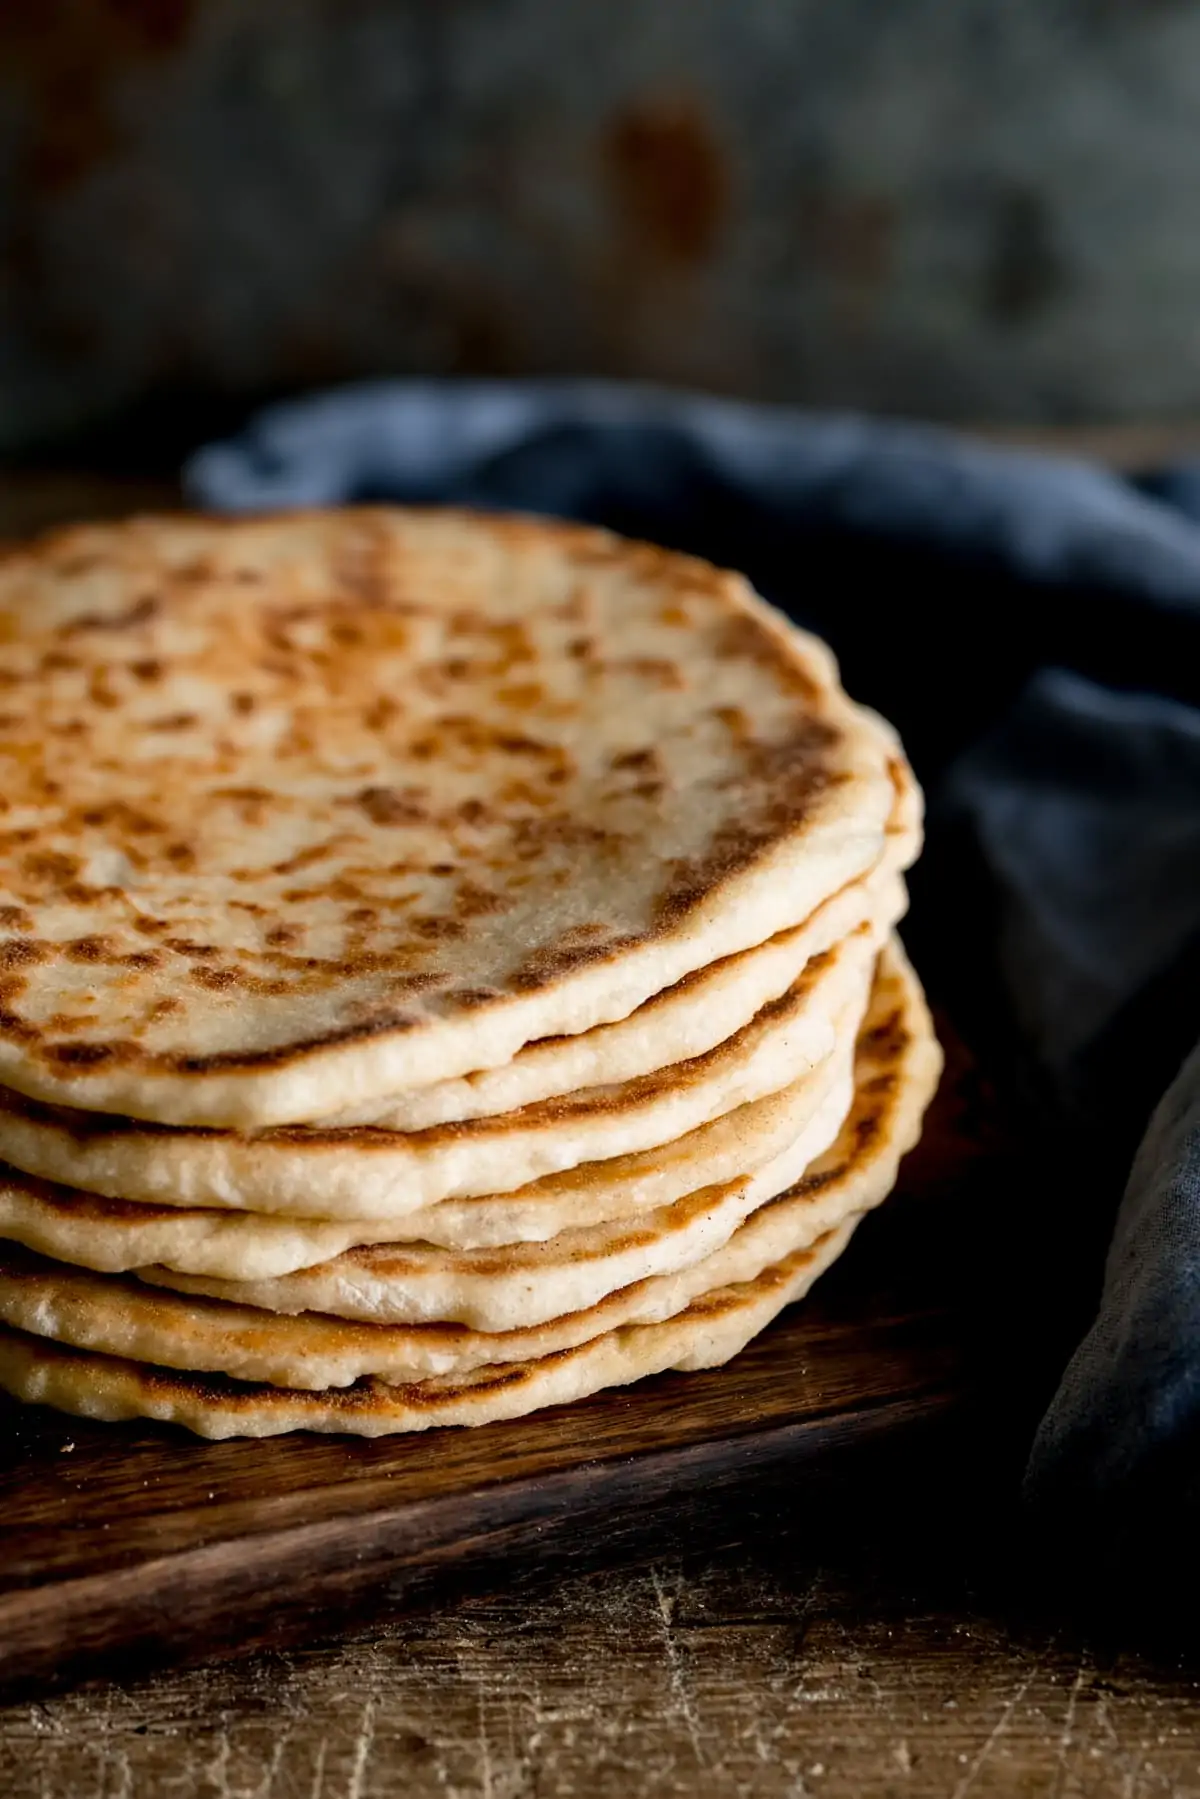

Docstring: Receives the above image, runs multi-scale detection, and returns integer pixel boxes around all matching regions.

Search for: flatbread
[132,1055,854,1332]
[0,921,879,1219]
[0,1222,858,1438]
[0,937,940,1385]
[0,508,901,1128]
[328,864,908,1130]
[0,1022,853,1278]
[325,753,917,1130]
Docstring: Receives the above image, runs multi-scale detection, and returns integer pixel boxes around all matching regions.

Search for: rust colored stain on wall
[2,0,196,192]
[794,186,895,306]
[0,1,1199,452]
[603,96,729,267]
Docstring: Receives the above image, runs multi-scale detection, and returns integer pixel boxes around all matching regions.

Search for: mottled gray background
[3,0,1200,458]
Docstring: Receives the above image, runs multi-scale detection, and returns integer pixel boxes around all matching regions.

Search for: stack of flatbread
[0,508,939,1439]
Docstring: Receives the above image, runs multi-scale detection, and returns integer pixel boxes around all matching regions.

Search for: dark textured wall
[2,0,1199,455]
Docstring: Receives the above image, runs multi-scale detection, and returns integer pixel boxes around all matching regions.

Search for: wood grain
[0,1016,1009,1700]
[0,1251,968,1697]
[3,1443,1197,1799]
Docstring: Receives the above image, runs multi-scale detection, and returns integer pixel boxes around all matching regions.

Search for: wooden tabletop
[3,1447,1199,1798]
[2,460,1197,1798]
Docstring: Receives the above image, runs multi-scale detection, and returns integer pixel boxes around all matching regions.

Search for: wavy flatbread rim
[0,923,879,1219]
[0,1030,852,1278]
[327,763,917,1130]
[0,936,941,1385]
[0,1220,858,1439]
[131,1054,856,1332]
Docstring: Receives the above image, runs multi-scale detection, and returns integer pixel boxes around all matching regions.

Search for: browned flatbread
[0,1223,859,1438]
[0,936,940,1391]
[0,920,878,1220]
[0,508,902,1127]
[0,1049,846,1278]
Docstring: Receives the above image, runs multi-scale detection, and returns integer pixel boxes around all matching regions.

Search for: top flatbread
[0,508,900,1127]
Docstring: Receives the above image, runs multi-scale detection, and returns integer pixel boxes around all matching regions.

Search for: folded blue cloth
[187,381,1200,1596]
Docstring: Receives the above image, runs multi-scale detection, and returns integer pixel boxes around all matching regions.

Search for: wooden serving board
[0,1023,1016,1697]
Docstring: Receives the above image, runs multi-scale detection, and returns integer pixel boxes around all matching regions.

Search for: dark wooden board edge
[0,1382,961,1700]
[0,1014,1013,1698]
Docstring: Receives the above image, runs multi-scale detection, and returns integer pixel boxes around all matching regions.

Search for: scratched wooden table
[2,464,1200,1799]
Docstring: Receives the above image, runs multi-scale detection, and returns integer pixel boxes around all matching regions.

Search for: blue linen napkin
[186,380,1200,1596]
